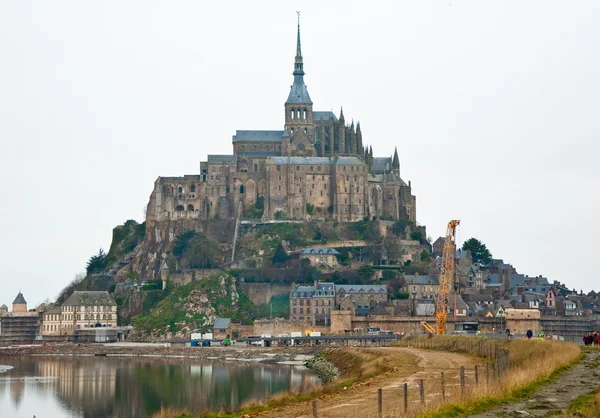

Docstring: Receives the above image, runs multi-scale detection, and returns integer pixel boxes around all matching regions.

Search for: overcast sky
[1,1,599,307]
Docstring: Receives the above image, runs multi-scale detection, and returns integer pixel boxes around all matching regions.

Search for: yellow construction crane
[435,220,460,334]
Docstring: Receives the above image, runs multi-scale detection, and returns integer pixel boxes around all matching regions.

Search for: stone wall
[168,269,222,287]
[253,318,329,336]
[239,283,290,306]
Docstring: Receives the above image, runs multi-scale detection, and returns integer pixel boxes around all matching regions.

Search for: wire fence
[310,335,511,417]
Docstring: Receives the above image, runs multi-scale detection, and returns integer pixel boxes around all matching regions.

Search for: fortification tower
[12,292,27,313]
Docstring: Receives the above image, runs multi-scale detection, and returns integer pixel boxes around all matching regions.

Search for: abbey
[147,20,416,224]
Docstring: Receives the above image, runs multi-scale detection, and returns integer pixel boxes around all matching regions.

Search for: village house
[299,248,340,269]
[40,291,117,336]
[213,318,231,339]
[403,274,438,300]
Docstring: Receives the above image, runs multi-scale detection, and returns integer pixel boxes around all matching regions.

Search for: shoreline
[0,342,321,366]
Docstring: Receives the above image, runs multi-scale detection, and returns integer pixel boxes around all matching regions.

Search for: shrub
[305,355,340,384]
[306,203,316,216]
[274,210,286,220]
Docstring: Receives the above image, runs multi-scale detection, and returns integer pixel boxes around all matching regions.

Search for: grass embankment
[402,336,582,418]
[149,348,421,418]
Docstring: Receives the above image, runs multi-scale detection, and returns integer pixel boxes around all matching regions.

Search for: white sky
[1,1,599,306]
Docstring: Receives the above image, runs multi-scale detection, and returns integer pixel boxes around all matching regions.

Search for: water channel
[0,356,321,418]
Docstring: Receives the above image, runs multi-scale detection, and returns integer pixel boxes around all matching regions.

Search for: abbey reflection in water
[0,357,319,417]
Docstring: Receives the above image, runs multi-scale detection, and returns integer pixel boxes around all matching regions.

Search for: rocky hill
[128,273,262,340]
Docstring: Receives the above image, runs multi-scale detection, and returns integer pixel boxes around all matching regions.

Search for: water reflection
[0,356,320,418]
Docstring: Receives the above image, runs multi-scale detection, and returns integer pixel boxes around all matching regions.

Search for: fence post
[460,366,465,399]
[378,388,383,418]
[312,400,318,418]
[419,379,425,404]
[486,363,489,385]
[475,365,479,385]
[441,372,446,401]
[404,383,408,413]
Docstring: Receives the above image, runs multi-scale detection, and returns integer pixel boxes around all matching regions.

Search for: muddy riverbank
[0,342,321,365]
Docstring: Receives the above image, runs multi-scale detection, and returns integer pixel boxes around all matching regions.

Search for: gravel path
[469,350,600,417]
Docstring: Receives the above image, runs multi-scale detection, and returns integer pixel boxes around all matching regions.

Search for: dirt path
[260,347,482,418]
[469,350,600,417]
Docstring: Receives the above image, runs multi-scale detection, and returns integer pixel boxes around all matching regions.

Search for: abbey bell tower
[283,14,316,156]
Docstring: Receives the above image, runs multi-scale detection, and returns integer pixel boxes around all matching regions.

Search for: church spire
[392,146,400,176]
[286,12,312,105]
[294,12,304,76]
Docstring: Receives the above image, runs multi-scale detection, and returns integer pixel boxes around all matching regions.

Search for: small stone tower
[12,292,27,313]
[0,304,8,315]
[160,262,170,290]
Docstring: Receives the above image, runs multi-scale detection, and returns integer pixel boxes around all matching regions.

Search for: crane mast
[435,220,460,334]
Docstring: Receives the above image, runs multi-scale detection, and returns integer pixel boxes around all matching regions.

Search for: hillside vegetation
[131,273,263,338]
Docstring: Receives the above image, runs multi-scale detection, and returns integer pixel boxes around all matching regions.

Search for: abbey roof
[232,130,285,143]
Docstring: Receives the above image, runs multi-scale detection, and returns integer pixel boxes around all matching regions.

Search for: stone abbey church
[147,20,417,224]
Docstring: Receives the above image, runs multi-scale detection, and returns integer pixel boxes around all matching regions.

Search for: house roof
[432,237,445,246]
[207,154,236,164]
[13,292,26,304]
[232,130,285,143]
[316,282,335,292]
[336,285,387,294]
[291,286,316,297]
[44,306,61,314]
[404,275,438,286]
[372,157,392,173]
[62,291,116,307]
[463,294,493,303]
[268,156,365,166]
[299,248,340,255]
[214,318,230,329]
[454,294,469,310]
[313,111,338,122]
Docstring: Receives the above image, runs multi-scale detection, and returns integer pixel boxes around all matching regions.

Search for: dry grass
[389,339,582,418]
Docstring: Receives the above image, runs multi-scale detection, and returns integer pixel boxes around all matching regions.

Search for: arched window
[291,109,295,120]
[178,186,183,193]
[303,109,307,119]
[297,109,301,119]
[175,205,184,211]
[187,204,194,211]
[191,184,196,193]
[239,185,245,194]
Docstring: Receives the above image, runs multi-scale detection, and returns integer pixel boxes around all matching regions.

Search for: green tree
[186,233,218,268]
[172,231,197,258]
[272,243,288,264]
[410,230,424,243]
[420,250,431,262]
[462,237,493,264]
[86,248,108,274]
[392,219,412,238]
[358,264,374,279]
